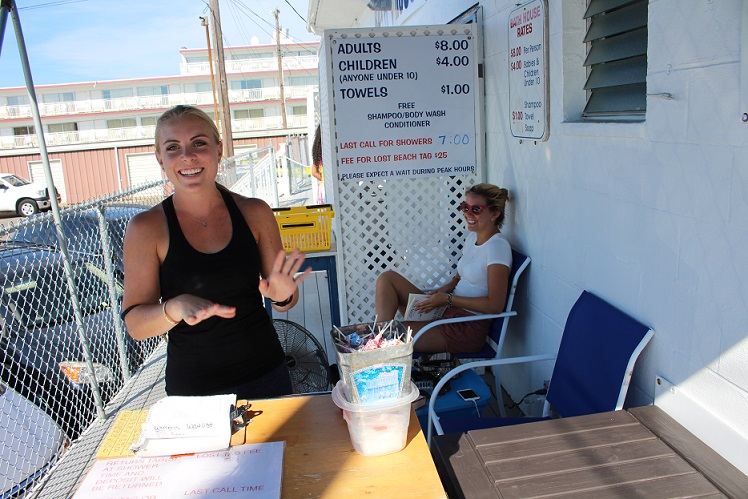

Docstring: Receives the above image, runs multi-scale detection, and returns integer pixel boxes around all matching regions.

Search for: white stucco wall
[319,0,748,467]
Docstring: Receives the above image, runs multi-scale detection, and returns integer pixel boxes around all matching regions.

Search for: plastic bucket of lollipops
[332,380,419,456]
[330,320,413,405]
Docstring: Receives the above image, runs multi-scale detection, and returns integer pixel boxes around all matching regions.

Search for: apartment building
[0,38,319,204]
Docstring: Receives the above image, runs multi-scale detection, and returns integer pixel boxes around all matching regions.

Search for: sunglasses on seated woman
[457,201,493,215]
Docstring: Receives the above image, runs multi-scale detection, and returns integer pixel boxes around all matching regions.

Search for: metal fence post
[271,146,280,207]
[95,206,131,382]
[8,0,107,421]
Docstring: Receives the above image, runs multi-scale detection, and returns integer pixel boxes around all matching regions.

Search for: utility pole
[200,16,220,131]
[274,9,288,130]
[209,0,234,157]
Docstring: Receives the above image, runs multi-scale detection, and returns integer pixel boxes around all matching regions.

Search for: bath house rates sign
[508,0,549,141]
[329,26,480,181]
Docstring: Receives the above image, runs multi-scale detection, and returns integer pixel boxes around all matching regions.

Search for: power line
[231,0,276,35]
[213,0,320,82]
[18,0,88,10]
[229,0,315,49]
[284,0,306,23]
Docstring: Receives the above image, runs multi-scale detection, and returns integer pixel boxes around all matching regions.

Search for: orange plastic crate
[272,204,334,253]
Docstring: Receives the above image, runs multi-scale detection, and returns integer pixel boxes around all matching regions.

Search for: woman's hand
[415,292,449,313]
[258,249,312,303]
[431,284,453,295]
[166,294,236,326]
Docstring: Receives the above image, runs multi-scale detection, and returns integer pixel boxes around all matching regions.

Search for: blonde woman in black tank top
[122,105,311,398]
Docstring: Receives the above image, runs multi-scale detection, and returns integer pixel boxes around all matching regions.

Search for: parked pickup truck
[0,173,58,217]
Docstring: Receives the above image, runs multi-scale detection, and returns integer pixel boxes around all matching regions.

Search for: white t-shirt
[454,232,512,305]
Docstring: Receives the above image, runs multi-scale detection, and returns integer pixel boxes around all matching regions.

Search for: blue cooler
[415,369,492,431]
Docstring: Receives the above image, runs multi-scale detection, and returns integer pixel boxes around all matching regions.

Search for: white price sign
[508,0,549,141]
[329,27,479,181]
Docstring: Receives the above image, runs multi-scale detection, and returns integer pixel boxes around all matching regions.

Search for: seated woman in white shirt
[374,183,512,354]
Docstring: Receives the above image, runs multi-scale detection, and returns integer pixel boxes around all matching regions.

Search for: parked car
[0,174,59,217]
[0,243,144,439]
[10,203,148,274]
[0,382,67,498]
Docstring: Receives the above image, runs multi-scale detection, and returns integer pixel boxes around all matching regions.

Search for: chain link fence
[0,185,161,497]
[0,181,167,497]
[0,141,312,496]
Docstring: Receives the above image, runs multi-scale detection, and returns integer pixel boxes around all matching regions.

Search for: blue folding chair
[412,249,530,417]
[426,290,655,444]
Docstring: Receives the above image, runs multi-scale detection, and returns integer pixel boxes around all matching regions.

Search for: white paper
[130,394,235,457]
[403,293,447,322]
[74,442,284,499]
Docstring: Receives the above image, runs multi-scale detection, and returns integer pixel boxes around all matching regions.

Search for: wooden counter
[29,342,446,498]
[236,394,446,498]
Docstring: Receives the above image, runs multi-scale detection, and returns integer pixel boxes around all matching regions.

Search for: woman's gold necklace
[180,202,221,228]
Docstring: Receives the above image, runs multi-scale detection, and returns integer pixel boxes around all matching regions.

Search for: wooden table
[235,394,446,498]
[431,405,748,498]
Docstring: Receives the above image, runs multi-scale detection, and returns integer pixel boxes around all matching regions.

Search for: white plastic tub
[331,381,419,456]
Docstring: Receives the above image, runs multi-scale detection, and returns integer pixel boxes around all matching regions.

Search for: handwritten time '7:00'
[438,134,471,145]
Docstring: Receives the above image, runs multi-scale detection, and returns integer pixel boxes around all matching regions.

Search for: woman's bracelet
[447,293,453,307]
[162,300,179,326]
[271,295,294,307]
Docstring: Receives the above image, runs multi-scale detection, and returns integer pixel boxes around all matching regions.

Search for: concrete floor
[480,370,524,418]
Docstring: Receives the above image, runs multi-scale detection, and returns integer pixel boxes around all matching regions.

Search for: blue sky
[0,0,318,88]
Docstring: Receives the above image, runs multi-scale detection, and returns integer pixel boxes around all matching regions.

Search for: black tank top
[159,188,283,395]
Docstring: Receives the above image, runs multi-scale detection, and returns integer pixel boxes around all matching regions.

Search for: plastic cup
[331,381,419,456]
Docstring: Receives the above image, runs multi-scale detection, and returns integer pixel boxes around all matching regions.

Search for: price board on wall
[326,25,481,181]
[508,0,549,141]
[741,3,748,124]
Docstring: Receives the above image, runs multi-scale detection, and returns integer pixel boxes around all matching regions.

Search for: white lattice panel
[336,175,479,325]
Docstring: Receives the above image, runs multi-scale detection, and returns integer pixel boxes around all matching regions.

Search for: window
[136,86,169,96]
[13,126,34,135]
[42,92,75,103]
[48,122,78,133]
[232,51,273,60]
[195,82,213,93]
[141,116,157,127]
[291,105,307,116]
[107,118,136,129]
[103,88,134,99]
[230,79,262,90]
[234,109,265,119]
[284,49,317,57]
[583,0,648,118]
[6,96,28,116]
[7,95,29,106]
[287,76,317,86]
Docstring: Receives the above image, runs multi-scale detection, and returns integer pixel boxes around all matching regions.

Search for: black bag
[412,355,459,397]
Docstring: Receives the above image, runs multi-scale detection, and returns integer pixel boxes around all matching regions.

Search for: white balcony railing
[180,55,318,76]
[0,115,308,150]
[0,85,317,121]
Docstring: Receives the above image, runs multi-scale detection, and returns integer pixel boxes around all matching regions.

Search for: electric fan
[272,319,331,393]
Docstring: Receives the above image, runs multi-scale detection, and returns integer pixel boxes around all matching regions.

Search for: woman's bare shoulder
[231,193,274,220]
[231,192,271,210]
[126,204,167,239]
